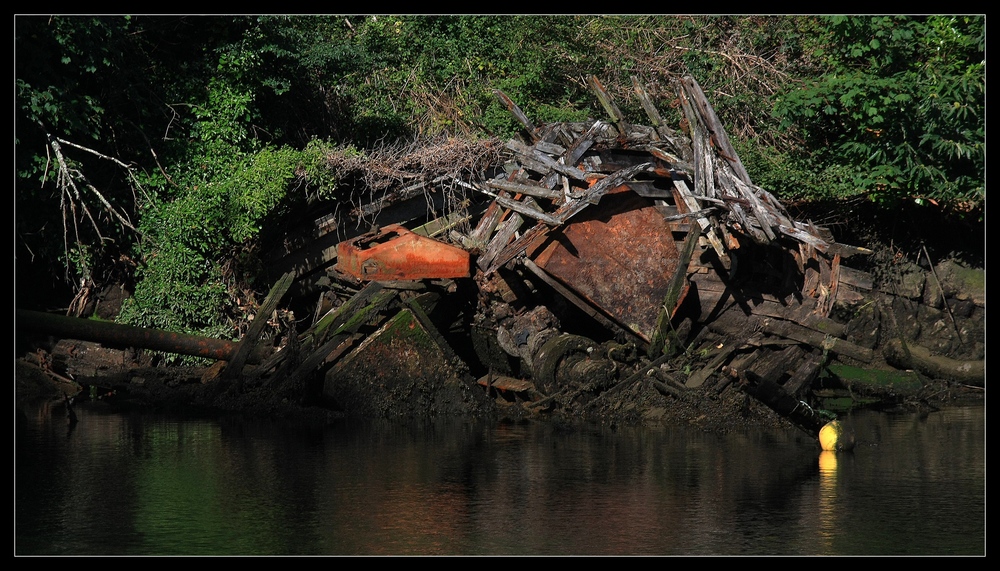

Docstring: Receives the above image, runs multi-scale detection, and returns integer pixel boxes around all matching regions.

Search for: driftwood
[883,339,985,386]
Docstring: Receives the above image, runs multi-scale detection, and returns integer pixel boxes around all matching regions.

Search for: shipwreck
[17,75,985,441]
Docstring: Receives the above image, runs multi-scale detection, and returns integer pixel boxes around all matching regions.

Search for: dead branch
[55,136,132,169]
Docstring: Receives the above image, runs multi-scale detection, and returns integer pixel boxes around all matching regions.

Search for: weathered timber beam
[685,341,744,389]
[484,222,548,275]
[564,162,651,211]
[274,332,363,391]
[533,140,566,156]
[680,76,753,185]
[729,176,779,242]
[783,352,825,397]
[411,210,474,239]
[760,318,874,363]
[670,175,729,266]
[588,75,630,138]
[778,224,831,253]
[639,146,695,177]
[632,75,666,138]
[494,89,538,140]
[485,179,563,200]
[742,370,828,437]
[223,271,295,380]
[467,193,505,248]
[506,139,589,183]
[491,194,562,225]
[649,225,701,357]
[631,76,689,158]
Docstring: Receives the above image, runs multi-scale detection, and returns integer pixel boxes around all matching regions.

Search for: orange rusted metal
[530,191,683,342]
[335,224,470,281]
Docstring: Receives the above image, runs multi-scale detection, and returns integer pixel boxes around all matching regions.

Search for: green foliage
[120,137,340,336]
[733,139,862,203]
[771,16,984,206]
[349,16,592,138]
[117,48,344,336]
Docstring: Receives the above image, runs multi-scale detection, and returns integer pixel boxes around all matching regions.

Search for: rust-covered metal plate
[530,189,682,341]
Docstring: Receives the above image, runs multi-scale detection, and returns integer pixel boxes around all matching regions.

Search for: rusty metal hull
[530,189,682,341]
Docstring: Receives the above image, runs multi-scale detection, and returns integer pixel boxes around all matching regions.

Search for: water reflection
[816,450,839,553]
[16,398,984,556]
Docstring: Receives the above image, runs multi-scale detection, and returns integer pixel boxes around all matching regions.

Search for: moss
[825,363,924,393]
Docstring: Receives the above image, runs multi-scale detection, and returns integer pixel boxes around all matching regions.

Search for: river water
[16,397,984,556]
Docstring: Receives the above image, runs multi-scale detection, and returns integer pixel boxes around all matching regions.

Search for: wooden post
[222,271,295,381]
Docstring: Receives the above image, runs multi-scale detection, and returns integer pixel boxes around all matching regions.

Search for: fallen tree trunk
[16,309,270,364]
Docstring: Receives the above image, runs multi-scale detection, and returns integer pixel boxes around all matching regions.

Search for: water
[16,398,985,556]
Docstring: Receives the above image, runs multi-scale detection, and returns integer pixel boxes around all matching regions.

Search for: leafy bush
[770,16,984,208]
[118,73,341,338]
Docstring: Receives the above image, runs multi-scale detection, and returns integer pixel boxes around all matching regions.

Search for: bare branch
[37,120,141,283]
[55,137,132,169]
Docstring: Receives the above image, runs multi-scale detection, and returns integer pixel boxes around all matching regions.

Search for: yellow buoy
[819,420,855,451]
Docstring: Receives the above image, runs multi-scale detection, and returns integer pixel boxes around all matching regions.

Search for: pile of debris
[18,75,984,435]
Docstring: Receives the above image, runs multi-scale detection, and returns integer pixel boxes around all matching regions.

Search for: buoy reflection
[817,450,839,551]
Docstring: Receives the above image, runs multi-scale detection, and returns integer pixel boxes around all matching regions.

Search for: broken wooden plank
[588,75,630,138]
[223,271,296,381]
[533,140,567,156]
[494,89,538,140]
[741,370,828,436]
[782,351,825,397]
[649,225,700,357]
[826,242,875,258]
[485,179,564,201]
[760,318,874,363]
[641,146,695,176]
[671,175,729,266]
[623,179,674,199]
[411,210,473,239]
[506,139,589,184]
[308,281,396,343]
[271,332,363,392]
[680,76,753,186]
[560,162,651,215]
[631,76,690,159]
[838,265,874,290]
[729,177,778,242]
[490,194,562,225]
[685,340,742,388]
[632,76,666,139]
[478,210,526,271]
[778,223,831,253]
[484,222,548,275]
[562,120,606,167]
